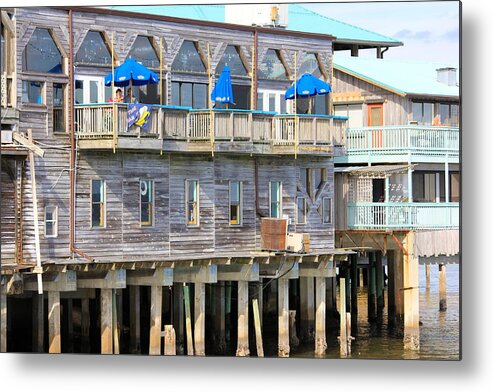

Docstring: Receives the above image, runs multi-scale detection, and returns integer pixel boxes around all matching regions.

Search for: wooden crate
[260,218,287,251]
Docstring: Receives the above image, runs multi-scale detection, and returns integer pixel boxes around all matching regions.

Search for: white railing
[347,202,459,230]
[345,125,459,158]
[74,104,346,148]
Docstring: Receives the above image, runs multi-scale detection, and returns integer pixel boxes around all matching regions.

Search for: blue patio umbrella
[285,73,331,100]
[211,66,234,106]
[104,58,159,87]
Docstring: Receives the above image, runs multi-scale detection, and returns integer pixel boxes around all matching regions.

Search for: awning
[334,164,415,178]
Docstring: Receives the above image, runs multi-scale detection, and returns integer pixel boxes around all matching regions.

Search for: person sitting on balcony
[124,87,138,104]
[109,88,123,103]
[432,114,441,126]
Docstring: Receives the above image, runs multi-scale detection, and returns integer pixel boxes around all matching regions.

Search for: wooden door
[368,103,383,147]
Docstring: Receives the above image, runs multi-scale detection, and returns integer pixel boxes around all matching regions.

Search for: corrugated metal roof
[334,56,459,98]
[107,4,401,46]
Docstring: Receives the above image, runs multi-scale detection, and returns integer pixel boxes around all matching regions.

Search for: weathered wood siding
[1,166,16,263]
[333,68,410,126]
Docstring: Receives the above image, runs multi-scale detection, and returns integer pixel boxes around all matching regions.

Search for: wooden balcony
[74,104,346,156]
[336,125,460,164]
[347,202,459,230]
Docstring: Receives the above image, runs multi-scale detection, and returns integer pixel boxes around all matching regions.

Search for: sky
[303,1,460,64]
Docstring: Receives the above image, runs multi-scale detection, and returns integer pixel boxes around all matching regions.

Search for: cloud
[394,29,433,42]
[442,28,459,42]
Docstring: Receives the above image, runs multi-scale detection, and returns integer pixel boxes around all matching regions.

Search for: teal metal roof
[334,56,459,97]
[107,4,401,46]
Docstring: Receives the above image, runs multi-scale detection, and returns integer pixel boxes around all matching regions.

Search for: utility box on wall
[260,218,288,251]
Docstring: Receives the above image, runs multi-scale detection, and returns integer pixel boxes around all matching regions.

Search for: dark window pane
[217,45,247,76]
[172,41,206,73]
[23,28,62,73]
[92,180,102,203]
[258,49,288,80]
[423,103,433,125]
[141,204,150,224]
[297,197,305,224]
[92,204,101,227]
[257,93,263,111]
[299,53,321,77]
[75,80,84,104]
[314,94,327,115]
[412,102,422,123]
[75,31,112,65]
[53,83,65,132]
[232,85,250,110]
[181,83,193,107]
[193,83,207,109]
[46,221,53,236]
[268,94,276,112]
[128,36,160,69]
[280,94,286,114]
[230,181,240,204]
[171,82,180,106]
[439,104,450,125]
[450,104,459,127]
[22,81,43,104]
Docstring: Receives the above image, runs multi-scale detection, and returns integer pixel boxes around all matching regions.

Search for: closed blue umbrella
[104,58,159,87]
[211,66,234,106]
[285,73,331,100]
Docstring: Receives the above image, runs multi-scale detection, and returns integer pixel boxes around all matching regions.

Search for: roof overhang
[335,164,415,178]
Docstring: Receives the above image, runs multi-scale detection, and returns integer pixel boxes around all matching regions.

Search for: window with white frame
[140,179,154,226]
[229,181,242,225]
[186,180,199,225]
[270,181,282,218]
[91,179,105,228]
[44,205,58,238]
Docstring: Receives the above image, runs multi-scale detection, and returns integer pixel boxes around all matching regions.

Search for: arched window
[22,28,63,73]
[258,49,288,80]
[128,36,160,69]
[299,53,322,78]
[217,45,247,76]
[75,31,112,65]
[172,41,206,73]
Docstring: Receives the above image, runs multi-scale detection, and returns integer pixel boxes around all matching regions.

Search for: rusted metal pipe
[68,8,75,254]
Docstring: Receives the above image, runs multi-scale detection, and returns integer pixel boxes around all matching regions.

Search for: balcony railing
[347,202,459,230]
[343,125,459,162]
[74,104,346,152]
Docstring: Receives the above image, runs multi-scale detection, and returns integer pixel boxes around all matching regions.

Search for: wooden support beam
[367,253,377,322]
[173,284,184,355]
[129,286,141,354]
[66,298,74,353]
[299,260,336,278]
[149,286,162,355]
[339,278,348,357]
[164,325,176,355]
[61,289,96,299]
[260,259,299,280]
[214,282,226,354]
[100,288,113,354]
[426,264,431,290]
[81,298,90,353]
[439,264,447,311]
[278,277,290,357]
[32,293,44,352]
[183,284,194,356]
[403,232,420,350]
[112,290,120,354]
[174,265,217,283]
[217,264,259,282]
[252,298,264,357]
[127,268,173,286]
[6,273,23,295]
[78,270,126,289]
[1,278,7,353]
[48,291,61,353]
[194,282,206,356]
[376,252,384,317]
[299,277,315,343]
[314,277,327,357]
[350,254,358,319]
[1,11,15,35]
[236,280,249,356]
[24,271,77,292]
[13,131,45,157]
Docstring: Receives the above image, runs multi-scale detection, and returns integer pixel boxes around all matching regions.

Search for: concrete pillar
[439,264,447,311]
[314,277,327,357]
[81,298,91,353]
[129,286,141,354]
[403,232,420,350]
[376,252,385,318]
[194,282,205,356]
[278,278,290,357]
[367,253,377,321]
[48,291,61,353]
[149,286,162,355]
[214,282,226,354]
[236,280,249,356]
[299,277,315,342]
[426,264,431,290]
[1,280,7,353]
[32,293,44,352]
[100,288,113,354]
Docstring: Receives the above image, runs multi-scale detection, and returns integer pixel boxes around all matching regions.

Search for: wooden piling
[252,298,264,357]
[32,293,44,352]
[387,250,396,326]
[236,280,249,356]
[66,298,74,353]
[214,282,226,354]
[173,284,184,355]
[339,277,348,357]
[149,285,162,355]
[425,264,431,290]
[81,298,91,353]
[314,276,327,357]
[164,325,176,355]
[100,288,113,354]
[1,279,7,353]
[359,268,364,287]
[48,291,61,353]
[183,284,194,356]
[367,253,377,321]
[350,254,358,316]
[299,277,315,342]
[376,252,384,317]
[278,278,290,357]
[439,264,447,311]
[129,286,141,354]
[403,232,420,350]
[194,282,205,356]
